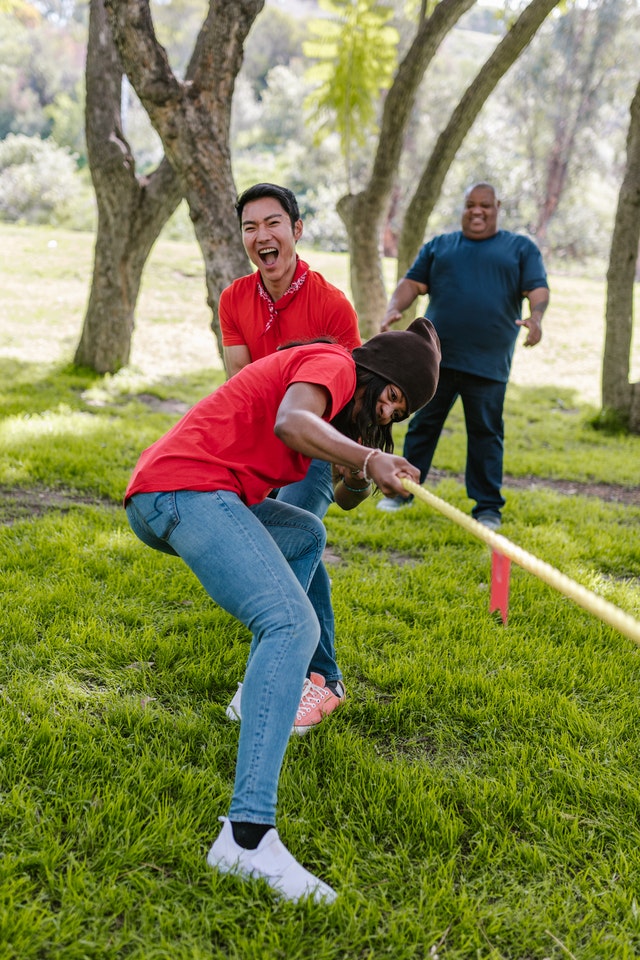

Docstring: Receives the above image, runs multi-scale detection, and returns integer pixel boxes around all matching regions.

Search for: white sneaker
[476,512,502,531]
[225,682,243,721]
[376,496,413,512]
[207,817,337,903]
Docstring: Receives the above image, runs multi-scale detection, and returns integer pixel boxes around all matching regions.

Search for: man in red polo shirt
[219,183,362,734]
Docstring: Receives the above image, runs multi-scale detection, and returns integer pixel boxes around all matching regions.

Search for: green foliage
[303,0,399,182]
[0,10,85,140]
[232,62,351,251]
[44,80,86,165]
[151,0,208,79]
[2,0,637,257]
[0,134,81,225]
[242,5,305,94]
[249,63,306,147]
[0,11,48,139]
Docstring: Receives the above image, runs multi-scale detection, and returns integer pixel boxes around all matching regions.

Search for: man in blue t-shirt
[377,182,550,529]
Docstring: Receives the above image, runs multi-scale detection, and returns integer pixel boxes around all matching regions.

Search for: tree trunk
[104,0,263,357]
[75,0,182,374]
[602,78,640,430]
[534,136,571,247]
[337,0,475,338]
[338,191,389,336]
[396,0,561,281]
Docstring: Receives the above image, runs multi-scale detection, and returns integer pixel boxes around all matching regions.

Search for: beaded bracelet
[342,478,372,494]
[362,448,381,483]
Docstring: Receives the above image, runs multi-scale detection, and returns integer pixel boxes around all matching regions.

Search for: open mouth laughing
[259,247,279,265]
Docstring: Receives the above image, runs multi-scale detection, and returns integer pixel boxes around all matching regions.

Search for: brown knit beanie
[352,318,441,414]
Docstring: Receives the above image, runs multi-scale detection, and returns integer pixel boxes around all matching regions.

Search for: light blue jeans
[276,458,341,683]
[126,489,326,824]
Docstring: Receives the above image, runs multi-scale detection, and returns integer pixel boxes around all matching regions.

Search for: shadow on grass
[0,358,102,417]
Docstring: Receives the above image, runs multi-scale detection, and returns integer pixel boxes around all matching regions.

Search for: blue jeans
[126,489,326,824]
[404,367,507,518]
[276,459,342,683]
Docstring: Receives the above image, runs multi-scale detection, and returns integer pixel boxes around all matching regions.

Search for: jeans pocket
[131,491,180,543]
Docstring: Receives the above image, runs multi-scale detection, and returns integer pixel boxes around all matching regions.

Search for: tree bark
[602,78,640,431]
[337,0,475,337]
[104,0,263,356]
[75,0,182,374]
[396,0,561,281]
[533,1,623,245]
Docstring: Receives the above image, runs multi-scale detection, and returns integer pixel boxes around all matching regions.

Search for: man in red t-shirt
[219,183,362,731]
[220,184,361,375]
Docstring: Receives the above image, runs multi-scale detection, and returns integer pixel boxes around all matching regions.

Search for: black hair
[235,183,301,231]
[331,367,394,454]
[276,341,394,457]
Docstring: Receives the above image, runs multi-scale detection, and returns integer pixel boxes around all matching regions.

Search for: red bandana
[257,259,309,335]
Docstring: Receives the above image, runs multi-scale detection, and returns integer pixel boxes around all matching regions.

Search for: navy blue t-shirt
[406,230,548,382]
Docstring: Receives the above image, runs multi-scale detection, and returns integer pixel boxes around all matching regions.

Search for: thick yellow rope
[401,478,640,647]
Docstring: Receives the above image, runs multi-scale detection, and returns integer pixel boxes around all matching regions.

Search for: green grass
[1,224,640,958]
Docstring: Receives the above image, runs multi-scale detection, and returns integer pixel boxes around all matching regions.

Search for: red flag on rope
[490,550,511,624]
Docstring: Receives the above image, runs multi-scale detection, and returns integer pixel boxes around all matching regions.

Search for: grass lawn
[1,223,640,959]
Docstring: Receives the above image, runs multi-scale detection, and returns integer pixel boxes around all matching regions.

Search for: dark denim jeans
[403,367,507,518]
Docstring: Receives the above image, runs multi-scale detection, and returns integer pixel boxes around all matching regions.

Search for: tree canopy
[303,0,398,189]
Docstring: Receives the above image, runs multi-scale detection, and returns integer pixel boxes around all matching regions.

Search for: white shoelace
[296,678,328,719]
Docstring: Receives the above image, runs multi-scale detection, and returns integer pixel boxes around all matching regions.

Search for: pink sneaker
[293,673,345,735]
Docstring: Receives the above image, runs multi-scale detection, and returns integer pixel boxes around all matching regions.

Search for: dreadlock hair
[275,341,395,453]
[330,367,394,454]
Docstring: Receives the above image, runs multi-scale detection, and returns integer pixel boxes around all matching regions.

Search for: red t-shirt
[125,344,356,506]
[219,259,361,358]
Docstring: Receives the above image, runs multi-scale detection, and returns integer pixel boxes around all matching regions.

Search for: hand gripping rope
[401,478,640,647]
